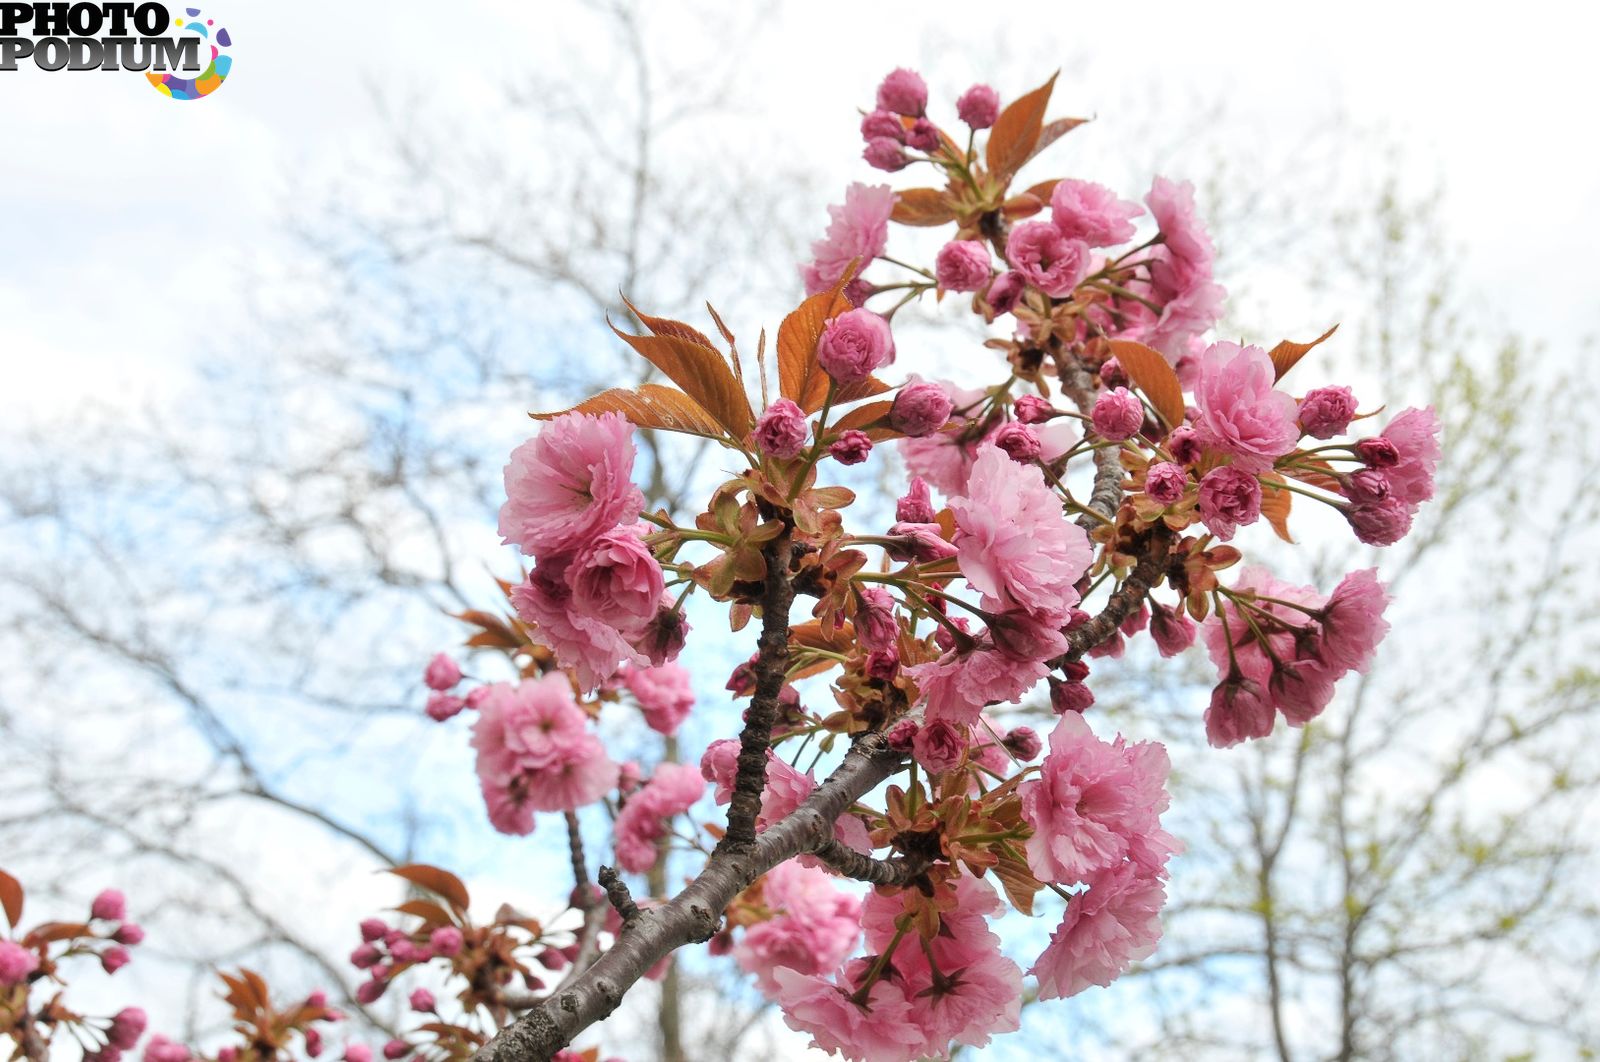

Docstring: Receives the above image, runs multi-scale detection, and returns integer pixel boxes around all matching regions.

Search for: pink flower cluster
[1019,711,1177,998]
[800,182,898,302]
[776,874,1022,1060]
[1340,406,1441,545]
[613,762,705,873]
[734,860,862,998]
[470,674,619,834]
[1200,567,1390,747]
[503,412,681,691]
[906,445,1093,730]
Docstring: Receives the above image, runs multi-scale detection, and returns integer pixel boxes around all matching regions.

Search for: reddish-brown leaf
[985,72,1058,182]
[393,899,455,925]
[240,968,272,1013]
[1106,339,1186,428]
[1022,116,1089,169]
[777,282,853,413]
[612,326,753,437]
[1269,323,1339,381]
[22,921,91,945]
[390,864,471,912]
[1259,473,1295,543]
[830,399,894,435]
[532,384,731,442]
[992,846,1042,917]
[621,297,717,350]
[0,868,21,929]
[890,187,959,227]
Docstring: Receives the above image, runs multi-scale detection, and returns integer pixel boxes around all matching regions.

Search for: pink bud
[0,940,39,986]
[895,477,935,523]
[1297,385,1357,439]
[1354,436,1400,468]
[1166,425,1203,464]
[425,691,466,722]
[817,309,894,386]
[305,1029,324,1058]
[986,271,1026,314]
[993,422,1041,463]
[829,429,873,466]
[422,652,462,691]
[107,1007,147,1050]
[955,83,1000,129]
[1003,726,1042,761]
[863,136,908,171]
[859,109,904,143]
[355,978,387,1005]
[1144,462,1189,506]
[1049,677,1094,714]
[112,922,144,946]
[875,67,928,116]
[428,926,464,957]
[864,648,899,682]
[935,239,992,293]
[350,943,381,969]
[91,888,127,922]
[889,381,953,437]
[358,918,387,942]
[100,946,131,974]
[753,398,809,459]
[1012,395,1055,424]
[905,117,940,152]
[305,989,330,1008]
[1091,387,1144,441]
[344,1046,374,1062]
[408,988,436,1012]
[912,719,968,775]
[382,1043,411,1061]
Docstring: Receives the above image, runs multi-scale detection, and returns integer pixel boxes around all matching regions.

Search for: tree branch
[810,839,930,888]
[472,732,902,1061]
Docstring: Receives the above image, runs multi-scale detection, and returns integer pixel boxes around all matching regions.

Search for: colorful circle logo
[147,7,230,100]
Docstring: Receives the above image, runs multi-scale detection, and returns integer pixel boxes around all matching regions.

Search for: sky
[2,1,1598,418]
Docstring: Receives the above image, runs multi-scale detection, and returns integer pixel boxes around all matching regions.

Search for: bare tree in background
[0,2,804,1054]
[1026,185,1600,1060]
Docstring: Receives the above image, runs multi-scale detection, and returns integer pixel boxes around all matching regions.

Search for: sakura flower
[951,445,1092,620]
[1031,860,1166,1000]
[613,763,706,873]
[735,861,862,998]
[471,674,619,832]
[908,640,1052,727]
[1091,387,1144,441]
[774,968,924,1062]
[1005,221,1091,298]
[1379,406,1442,507]
[1297,385,1357,439]
[817,309,895,385]
[620,662,695,736]
[1316,568,1391,674]
[1050,179,1142,247]
[1204,673,1275,748]
[876,67,928,116]
[1019,711,1177,884]
[498,411,642,558]
[0,939,38,985]
[422,653,462,691]
[1191,342,1299,472]
[566,525,665,636]
[935,240,992,292]
[754,398,811,459]
[912,718,968,774]
[1197,465,1262,541]
[955,83,1000,128]
[801,183,897,298]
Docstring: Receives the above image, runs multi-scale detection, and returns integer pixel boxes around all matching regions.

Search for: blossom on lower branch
[471,674,619,834]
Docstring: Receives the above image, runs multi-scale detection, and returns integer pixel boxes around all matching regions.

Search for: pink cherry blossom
[909,641,1051,727]
[498,411,643,558]
[1298,385,1358,439]
[1191,342,1299,471]
[754,398,810,459]
[985,270,1026,313]
[876,68,928,116]
[817,309,895,385]
[889,378,955,437]
[955,83,1000,128]
[992,421,1041,462]
[735,861,862,997]
[935,240,992,292]
[1379,406,1442,506]
[801,183,897,297]
[895,477,935,522]
[567,525,665,639]
[1031,860,1166,1000]
[1205,674,1275,748]
[422,653,462,691]
[1145,462,1189,506]
[620,662,695,736]
[1019,711,1177,884]
[1346,496,1414,545]
[1317,568,1391,673]
[774,968,925,1062]
[471,674,618,832]
[613,763,705,873]
[1197,466,1263,541]
[951,445,1092,620]
[829,430,873,465]
[863,137,908,172]
[1050,179,1143,247]
[512,562,644,692]
[0,940,38,985]
[912,718,968,774]
[91,887,127,921]
[1091,387,1144,441]
[699,741,871,852]
[1149,603,1197,657]
[1005,221,1092,298]
[853,587,899,652]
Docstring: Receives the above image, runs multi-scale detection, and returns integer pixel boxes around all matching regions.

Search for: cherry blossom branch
[596,866,642,925]
[716,527,796,851]
[472,732,904,1061]
[811,838,931,888]
[1060,524,1175,665]
[1058,358,1124,528]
